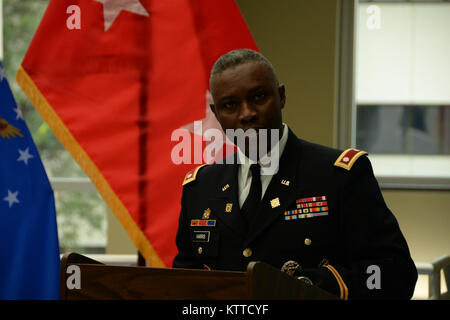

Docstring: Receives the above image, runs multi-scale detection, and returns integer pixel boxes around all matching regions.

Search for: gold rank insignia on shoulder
[334,148,367,171]
[182,164,207,186]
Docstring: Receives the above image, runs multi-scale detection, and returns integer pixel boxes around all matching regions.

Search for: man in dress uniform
[172,49,418,299]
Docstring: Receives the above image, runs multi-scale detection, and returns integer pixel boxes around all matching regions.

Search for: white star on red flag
[96,0,149,31]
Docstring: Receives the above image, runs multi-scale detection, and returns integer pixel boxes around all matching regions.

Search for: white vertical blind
[357,3,450,105]
[356,2,450,184]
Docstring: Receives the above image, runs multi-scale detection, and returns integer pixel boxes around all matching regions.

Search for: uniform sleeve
[172,188,202,269]
[300,156,418,299]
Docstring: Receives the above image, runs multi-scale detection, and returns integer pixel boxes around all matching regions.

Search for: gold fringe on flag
[16,66,165,268]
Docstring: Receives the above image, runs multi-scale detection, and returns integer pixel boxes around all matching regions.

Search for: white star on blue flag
[3,190,19,208]
[0,60,60,299]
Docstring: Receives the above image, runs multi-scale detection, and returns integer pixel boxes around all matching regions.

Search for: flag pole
[137,54,149,265]
[137,251,146,266]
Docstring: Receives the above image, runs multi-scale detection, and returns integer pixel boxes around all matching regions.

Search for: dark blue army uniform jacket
[173,130,418,299]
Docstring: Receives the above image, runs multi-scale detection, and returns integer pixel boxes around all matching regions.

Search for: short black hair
[209,48,279,92]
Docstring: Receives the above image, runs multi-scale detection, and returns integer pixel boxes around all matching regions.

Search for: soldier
[172,49,417,299]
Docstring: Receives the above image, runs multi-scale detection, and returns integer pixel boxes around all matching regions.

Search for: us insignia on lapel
[284,195,329,220]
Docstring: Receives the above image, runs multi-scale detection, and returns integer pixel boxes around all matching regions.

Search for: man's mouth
[242,126,263,132]
[243,127,260,139]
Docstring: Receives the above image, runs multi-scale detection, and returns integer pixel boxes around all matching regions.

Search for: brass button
[304,238,312,246]
[198,247,203,255]
[243,248,253,258]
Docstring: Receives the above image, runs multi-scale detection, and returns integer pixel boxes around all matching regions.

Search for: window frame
[337,0,450,190]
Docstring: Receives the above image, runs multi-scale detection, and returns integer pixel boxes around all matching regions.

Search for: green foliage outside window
[3,0,107,253]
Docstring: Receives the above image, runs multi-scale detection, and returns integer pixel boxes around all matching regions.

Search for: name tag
[193,231,210,242]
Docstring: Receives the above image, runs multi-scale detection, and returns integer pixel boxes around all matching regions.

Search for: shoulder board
[334,148,367,171]
[182,164,208,186]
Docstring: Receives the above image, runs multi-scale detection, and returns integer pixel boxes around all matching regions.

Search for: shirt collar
[238,123,289,176]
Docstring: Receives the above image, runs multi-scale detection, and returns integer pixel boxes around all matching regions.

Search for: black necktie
[241,163,262,226]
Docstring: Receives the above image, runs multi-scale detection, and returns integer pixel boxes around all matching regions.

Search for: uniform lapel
[244,130,304,245]
[209,161,247,237]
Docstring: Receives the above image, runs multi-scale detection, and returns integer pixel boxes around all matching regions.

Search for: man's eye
[222,102,236,109]
[253,93,266,102]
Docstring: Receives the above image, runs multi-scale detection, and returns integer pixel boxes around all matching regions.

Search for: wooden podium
[60,252,337,300]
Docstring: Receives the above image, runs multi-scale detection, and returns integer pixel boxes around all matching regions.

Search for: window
[356,0,450,188]
[2,0,107,253]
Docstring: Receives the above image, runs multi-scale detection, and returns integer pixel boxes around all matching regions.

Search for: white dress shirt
[237,123,289,208]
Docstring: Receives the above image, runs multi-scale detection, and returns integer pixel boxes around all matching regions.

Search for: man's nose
[239,101,257,122]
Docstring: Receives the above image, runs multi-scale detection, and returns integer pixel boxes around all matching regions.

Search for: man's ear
[278,85,286,109]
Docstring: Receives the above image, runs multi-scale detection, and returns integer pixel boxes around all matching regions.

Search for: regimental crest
[0,117,23,139]
[202,208,211,219]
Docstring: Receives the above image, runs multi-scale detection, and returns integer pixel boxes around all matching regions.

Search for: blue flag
[0,62,60,299]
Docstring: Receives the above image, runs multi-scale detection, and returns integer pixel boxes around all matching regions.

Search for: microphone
[281,260,313,285]
[281,260,302,276]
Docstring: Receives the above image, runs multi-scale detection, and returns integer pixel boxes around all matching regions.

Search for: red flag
[17,0,257,267]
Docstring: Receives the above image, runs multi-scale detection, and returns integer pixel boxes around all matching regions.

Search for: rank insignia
[281,179,290,186]
[202,208,211,219]
[190,219,216,227]
[225,203,233,213]
[182,164,207,186]
[334,148,367,171]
